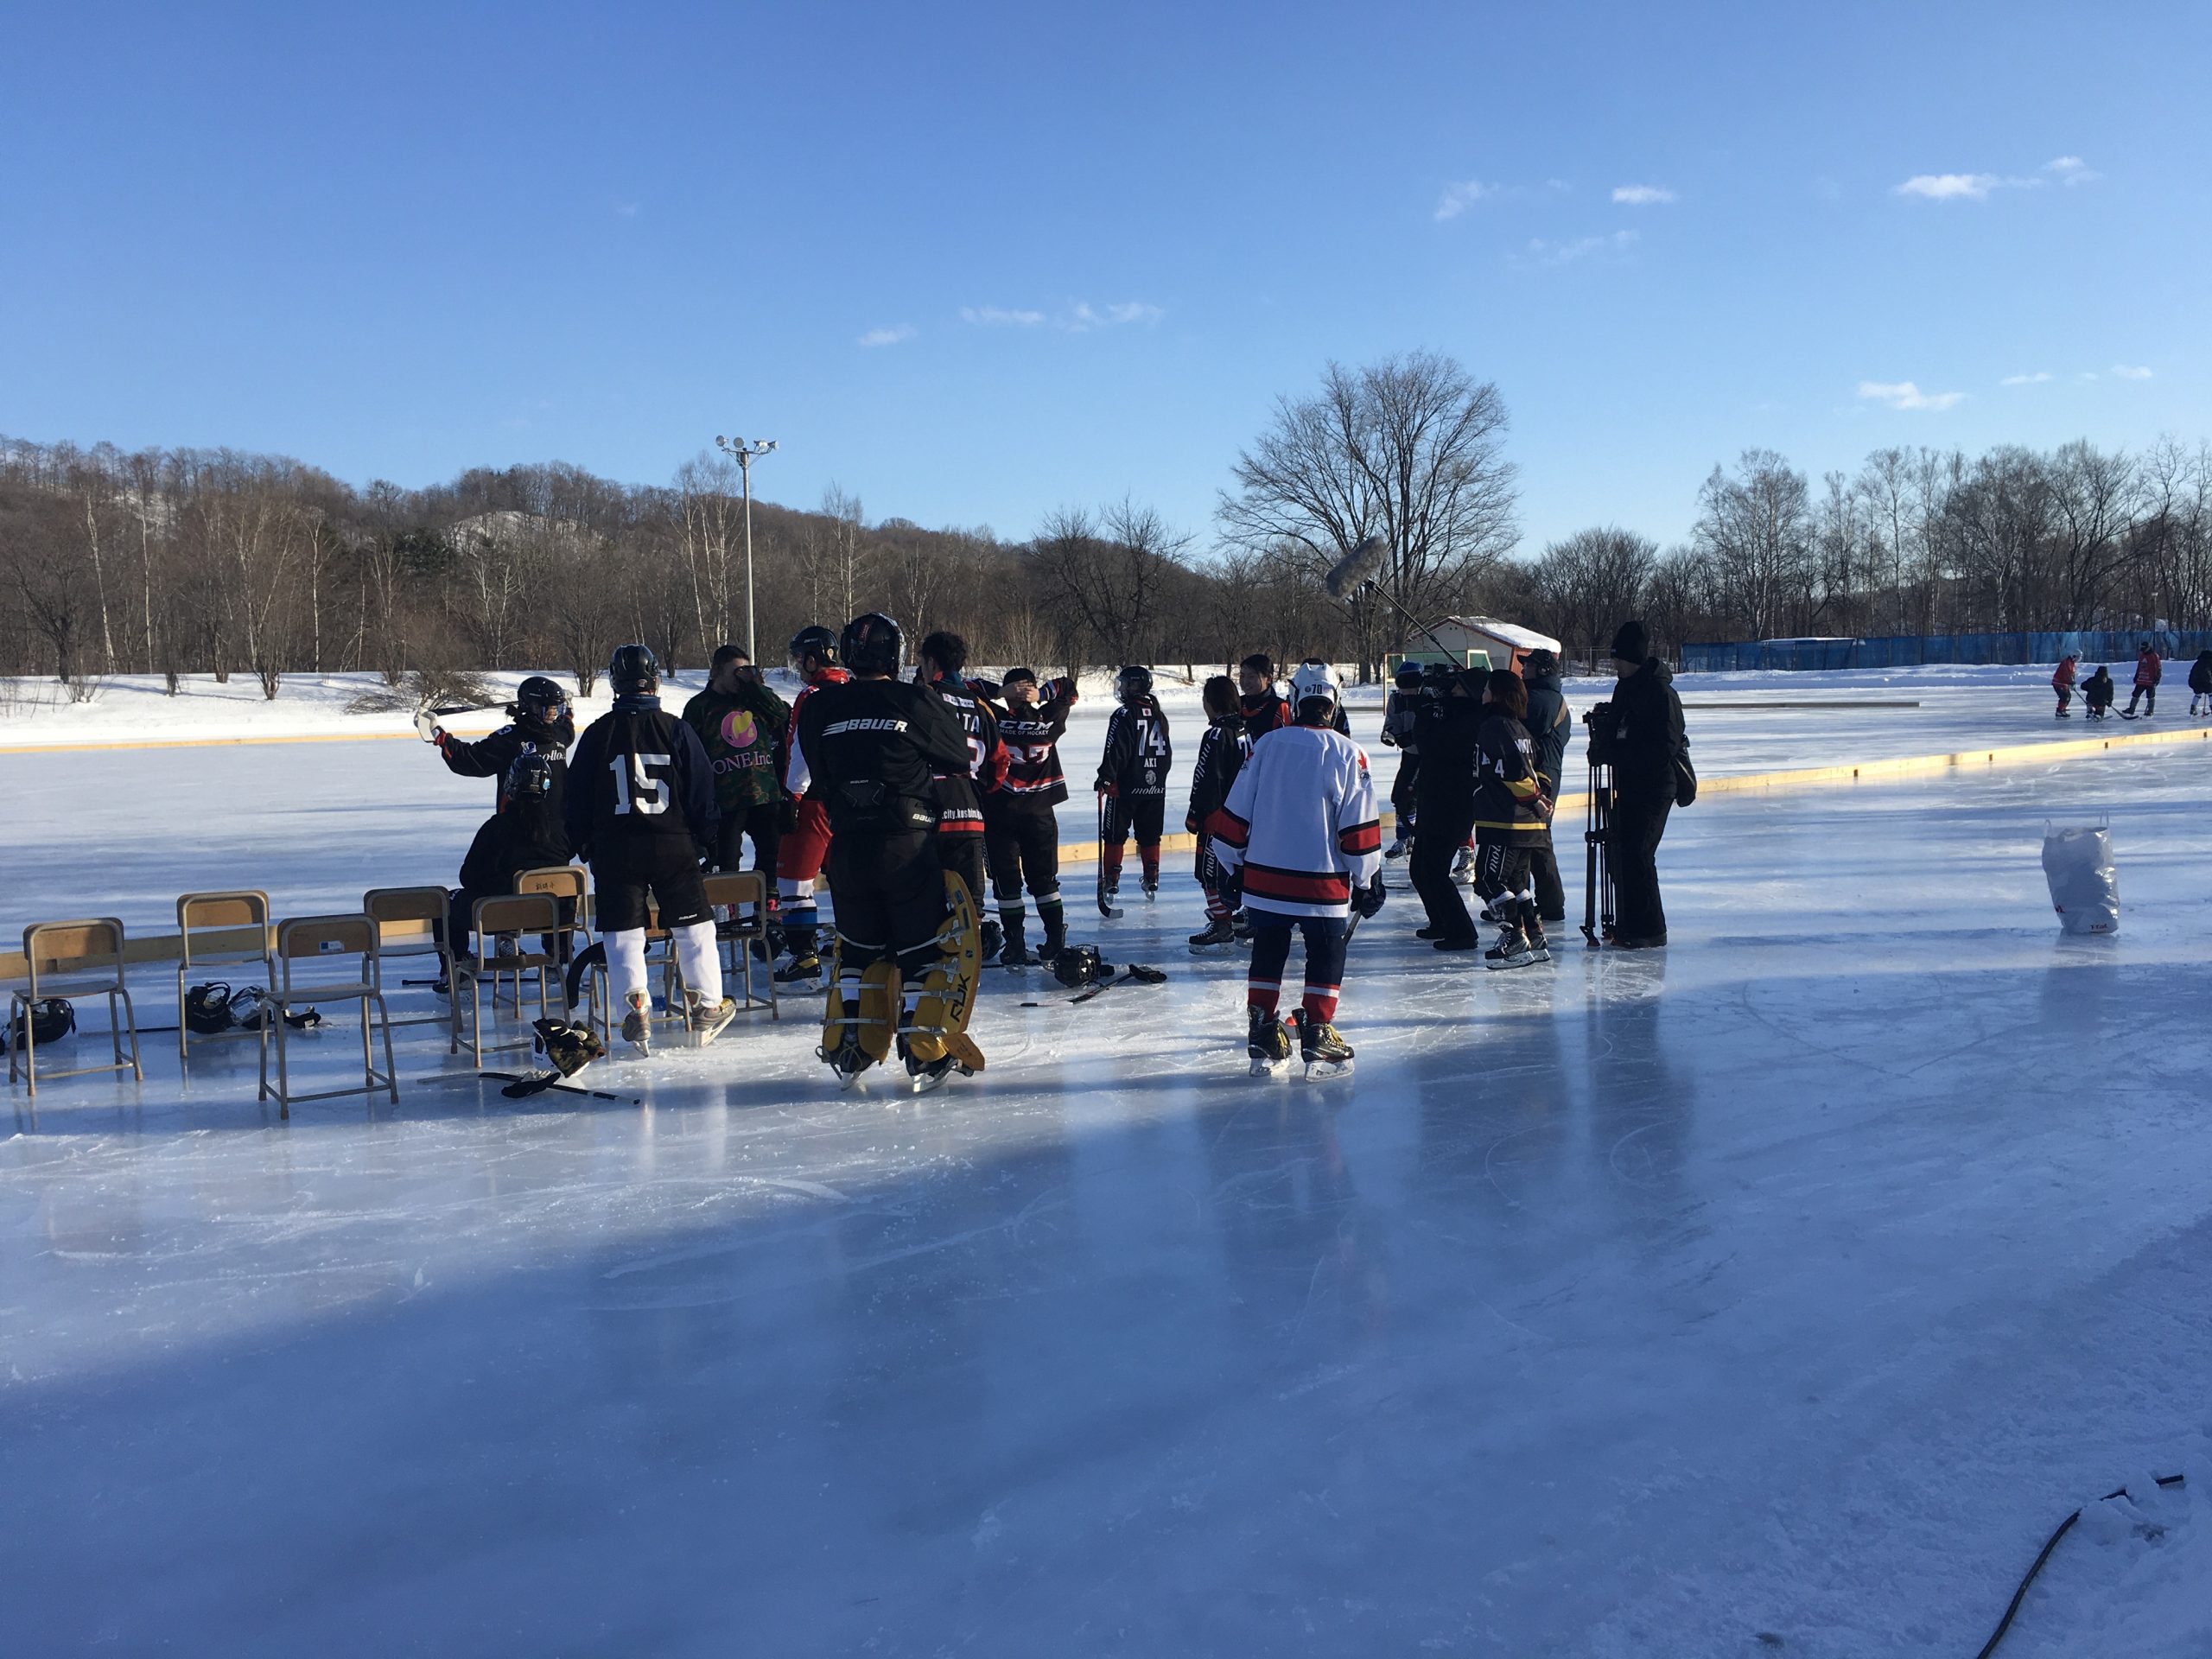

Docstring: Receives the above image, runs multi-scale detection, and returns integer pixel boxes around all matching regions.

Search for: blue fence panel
[1679,628,2212,672]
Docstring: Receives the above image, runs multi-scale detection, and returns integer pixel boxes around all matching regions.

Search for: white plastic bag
[2042,823,2120,936]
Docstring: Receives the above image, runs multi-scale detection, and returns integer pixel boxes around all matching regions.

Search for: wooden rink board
[3,723,2204,982]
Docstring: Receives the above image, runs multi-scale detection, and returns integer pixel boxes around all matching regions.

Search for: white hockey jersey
[1207,723,1381,919]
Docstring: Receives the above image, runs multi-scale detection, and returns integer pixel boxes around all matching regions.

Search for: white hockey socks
[673,919,721,1007]
[606,929,650,1004]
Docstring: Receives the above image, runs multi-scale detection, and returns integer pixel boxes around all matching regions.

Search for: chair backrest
[276,914,378,995]
[364,886,448,925]
[703,870,766,910]
[23,918,125,984]
[473,893,560,939]
[178,891,270,965]
[514,866,587,905]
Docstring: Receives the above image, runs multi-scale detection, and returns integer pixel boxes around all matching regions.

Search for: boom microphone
[1324,534,1389,600]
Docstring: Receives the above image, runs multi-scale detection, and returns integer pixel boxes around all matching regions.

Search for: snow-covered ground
[3,702,2211,1655]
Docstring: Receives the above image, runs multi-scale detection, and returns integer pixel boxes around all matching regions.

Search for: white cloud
[1433,180,1492,220]
[613,201,640,218]
[1611,184,1675,206]
[2111,363,2153,379]
[1859,380,1967,412]
[856,324,916,348]
[2000,372,2053,385]
[2047,156,2100,185]
[1525,229,1638,266]
[960,306,1046,327]
[1896,172,2005,200]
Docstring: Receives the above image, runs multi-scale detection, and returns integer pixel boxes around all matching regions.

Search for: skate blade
[1484,954,1539,972]
[691,1014,737,1045]
[1249,1055,1290,1077]
[1301,1058,1353,1081]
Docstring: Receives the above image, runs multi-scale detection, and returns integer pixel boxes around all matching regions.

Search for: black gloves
[1353,874,1387,919]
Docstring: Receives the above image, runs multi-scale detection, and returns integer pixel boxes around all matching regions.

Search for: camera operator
[1591,621,1686,949]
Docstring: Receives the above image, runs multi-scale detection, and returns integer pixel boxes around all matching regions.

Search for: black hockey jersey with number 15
[796,677,976,836]
[563,695,717,859]
[1095,697,1173,798]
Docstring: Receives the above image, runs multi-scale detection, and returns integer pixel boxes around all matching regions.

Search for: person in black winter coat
[2083,665,2116,720]
[564,644,725,1049]
[1598,620,1686,949]
[1185,676,1252,948]
[1520,649,1573,925]
[444,750,574,967]
[1408,670,1483,946]
[2189,649,2212,719]
[432,675,575,816]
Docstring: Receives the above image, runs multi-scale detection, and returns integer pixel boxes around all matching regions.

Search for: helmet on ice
[1114,665,1154,703]
[607,643,659,694]
[1289,658,1341,721]
[839,612,905,677]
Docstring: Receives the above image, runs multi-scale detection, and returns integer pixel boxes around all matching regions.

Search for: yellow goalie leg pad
[901,873,983,1066]
[819,948,900,1067]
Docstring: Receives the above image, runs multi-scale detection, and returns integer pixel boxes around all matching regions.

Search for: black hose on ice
[1973,1472,2186,1658]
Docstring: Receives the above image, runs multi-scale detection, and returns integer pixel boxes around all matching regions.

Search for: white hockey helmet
[1288,658,1342,720]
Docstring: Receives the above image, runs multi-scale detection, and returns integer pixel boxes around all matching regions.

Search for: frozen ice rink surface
[5,714,2212,1654]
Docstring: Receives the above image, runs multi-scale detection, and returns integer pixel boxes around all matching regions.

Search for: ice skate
[772,949,823,988]
[1451,848,1474,885]
[685,990,737,1044]
[823,1035,870,1090]
[1292,1008,1354,1080]
[1383,836,1408,859]
[1247,1004,1293,1076]
[1484,926,1538,970]
[1141,875,1159,900]
[998,931,1037,969]
[620,990,653,1054]
[1189,917,1236,953]
[1523,926,1553,964]
[905,1046,960,1095]
[980,918,1004,961]
[1230,910,1252,943]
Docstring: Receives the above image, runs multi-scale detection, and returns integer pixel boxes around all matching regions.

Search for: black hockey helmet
[1394,661,1425,690]
[505,749,556,807]
[1115,664,1154,702]
[788,624,838,669]
[515,675,568,719]
[608,643,659,694]
[840,612,904,677]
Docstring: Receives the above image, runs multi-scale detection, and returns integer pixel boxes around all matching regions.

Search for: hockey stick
[480,1069,640,1104]
[1019,963,1166,1008]
[1096,792,1124,918]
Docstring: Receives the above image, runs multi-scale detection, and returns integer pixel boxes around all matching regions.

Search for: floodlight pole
[715,435,779,659]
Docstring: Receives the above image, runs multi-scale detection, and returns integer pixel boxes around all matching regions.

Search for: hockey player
[441,749,574,980]
[1520,649,1573,927]
[2051,653,2078,718]
[563,644,734,1050]
[975,666,1077,966]
[2084,664,2116,720]
[797,613,982,1092]
[917,632,1008,961]
[1095,665,1173,904]
[2124,643,2162,718]
[773,626,851,986]
[1208,661,1382,1077]
[1294,656,1354,736]
[1185,675,1251,950]
[1409,664,1483,950]
[429,675,574,814]
[1237,653,1291,735]
[1470,669,1554,969]
[2190,649,2212,718]
[1379,661,1424,857]
[682,644,791,953]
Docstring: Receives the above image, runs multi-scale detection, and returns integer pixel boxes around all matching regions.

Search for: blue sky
[3,1,2204,555]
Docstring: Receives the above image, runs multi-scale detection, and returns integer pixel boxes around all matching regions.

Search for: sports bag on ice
[2041,823,2120,936]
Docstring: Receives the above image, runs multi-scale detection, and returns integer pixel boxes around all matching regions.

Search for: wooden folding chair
[259,914,398,1119]
[175,890,272,1068]
[698,869,779,1020]
[10,918,143,1098]
[364,886,454,1035]
[453,893,560,1065]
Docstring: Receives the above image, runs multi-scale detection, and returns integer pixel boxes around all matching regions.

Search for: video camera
[1581,699,1617,766]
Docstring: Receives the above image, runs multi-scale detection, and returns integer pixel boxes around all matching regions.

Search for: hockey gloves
[531,1018,607,1077]
[1353,874,1388,919]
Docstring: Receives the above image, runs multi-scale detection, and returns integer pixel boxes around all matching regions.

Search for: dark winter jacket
[976,677,1077,806]
[563,694,716,861]
[438,709,574,815]
[680,680,791,812]
[1522,664,1572,790]
[1606,658,1688,802]
[1471,712,1547,842]
[794,677,973,836]
[1240,690,1291,736]
[457,800,570,898]
[2191,652,2212,695]
[1096,697,1173,797]
[1410,694,1481,815]
[2084,669,2116,710]
[1186,714,1251,834]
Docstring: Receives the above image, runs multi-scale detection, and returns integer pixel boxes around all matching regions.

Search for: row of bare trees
[1514,440,2212,664]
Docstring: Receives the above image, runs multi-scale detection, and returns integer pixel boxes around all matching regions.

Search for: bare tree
[1028,499,1191,668]
[1533,528,1658,668]
[1218,351,1519,646]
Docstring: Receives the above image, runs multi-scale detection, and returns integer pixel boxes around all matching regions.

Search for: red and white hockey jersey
[1206,724,1381,918]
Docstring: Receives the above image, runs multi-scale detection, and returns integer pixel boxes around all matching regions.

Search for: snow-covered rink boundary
[4,677,2211,1655]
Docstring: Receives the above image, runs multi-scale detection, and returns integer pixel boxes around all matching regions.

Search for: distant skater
[2124,643,2161,718]
[2189,649,2212,719]
[2051,653,2076,718]
[2083,665,2115,721]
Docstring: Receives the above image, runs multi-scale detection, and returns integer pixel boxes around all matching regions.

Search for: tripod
[1581,762,1616,948]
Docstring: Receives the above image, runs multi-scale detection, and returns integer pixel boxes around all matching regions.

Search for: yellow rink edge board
[2,724,2202,979]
